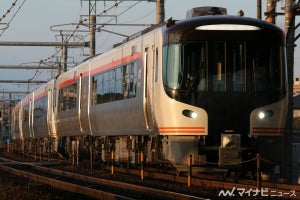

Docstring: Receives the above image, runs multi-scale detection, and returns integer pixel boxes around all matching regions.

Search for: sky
[0,0,299,99]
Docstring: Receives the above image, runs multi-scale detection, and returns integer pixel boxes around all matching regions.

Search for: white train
[12,7,288,170]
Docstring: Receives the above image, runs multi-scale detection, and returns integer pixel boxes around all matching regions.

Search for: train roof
[55,15,285,83]
[163,15,285,44]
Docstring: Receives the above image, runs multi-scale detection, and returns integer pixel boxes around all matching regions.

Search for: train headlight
[191,112,198,119]
[182,109,198,119]
[258,110,273,119]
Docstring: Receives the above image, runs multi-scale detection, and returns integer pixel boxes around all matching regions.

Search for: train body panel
[32,80,56,138]
[11,8,289,175]
[47,80,58,138]
[20,94,33,139]
[13,80,57,140]
[250,96,288,135]
[89,41,147,136]
[56,62,90,136]
[11,102,22,140]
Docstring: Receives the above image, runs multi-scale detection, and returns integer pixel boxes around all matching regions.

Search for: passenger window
[228,42,246,92]
[212,42,226,92]
[92,61,139,105]
[115,67,123,100]
[58,83,77,112]
[183,42,207,92]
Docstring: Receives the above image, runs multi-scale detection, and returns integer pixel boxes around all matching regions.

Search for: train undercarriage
[10,134,258,177]
[10,133,283,181]
[11,135,201,170]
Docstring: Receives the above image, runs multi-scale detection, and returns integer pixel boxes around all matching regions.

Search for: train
[11,7,288,174]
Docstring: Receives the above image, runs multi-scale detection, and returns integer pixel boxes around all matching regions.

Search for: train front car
[159,15,287,170]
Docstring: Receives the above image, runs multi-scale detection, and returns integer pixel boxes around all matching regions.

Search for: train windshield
[163,41,285,98]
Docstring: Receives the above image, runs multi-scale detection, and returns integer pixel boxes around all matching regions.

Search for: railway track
[0,156,206,200]
[1,146,299,199]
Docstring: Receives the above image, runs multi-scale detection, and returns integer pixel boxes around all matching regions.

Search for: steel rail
[0,156,205,200]
[0,163,133,200]
[32,164,205,200]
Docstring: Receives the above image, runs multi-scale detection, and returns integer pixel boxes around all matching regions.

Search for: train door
[143,34,156,132]
[21,100,30,139]
[144,47,150,130]
[79,72,91,134]
[19,100,24,140]
[47,81,57,138]
[29,95,34,138]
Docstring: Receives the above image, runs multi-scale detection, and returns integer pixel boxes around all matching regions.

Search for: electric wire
[39,0,126,66]
[96,1,143,51]
[0,0,18,23]
[0,0,26,37]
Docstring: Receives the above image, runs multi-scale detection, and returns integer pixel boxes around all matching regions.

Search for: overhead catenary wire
[0,0,18,23]
[96,0,143,51]
[0,0,26,36]
[39,0,126,65]
[4,0,155,92]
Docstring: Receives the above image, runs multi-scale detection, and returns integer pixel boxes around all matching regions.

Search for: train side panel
[250,96,288,135]
[151,27,208,136]
[89,41,147,136]
[79,63,92,135]
[11,102,22,140]
[47,80,57,138]
[32,82,53,138]
[20,94,33,139]
[56,63,90,136]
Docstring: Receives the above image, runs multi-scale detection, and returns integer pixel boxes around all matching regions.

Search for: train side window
[34,96,47,119]
[92,77,96,104]
[109,70,116,102]
[92,62,138,105]
[133,61,138,97]
[126,63,134,98]
[58,83,77,112]
[198,44,207,92]
[252,43,282,93]
[23,105,29,122]
[124,62,137,98]
[122,65,128,98]
[92,74,103,104]
[115,67,123,100]
[103,72,110,103]
[182,42,207,92]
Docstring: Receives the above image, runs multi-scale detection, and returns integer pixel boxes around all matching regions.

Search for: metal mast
[266,0,277,23]
[89,0,96,57]
[284,0,297,184]
[257,0,262,20]
[156,0,165,24]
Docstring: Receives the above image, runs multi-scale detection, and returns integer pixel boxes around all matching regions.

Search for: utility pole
[266,0,277,23]
[90,15,96,57]
[81,0,164,57]
[156,0,165,24]
[89,0,96,57]
[284,0,297,184]
[62,46,68,73]
[257,0,262,20]
[263,0,300,184]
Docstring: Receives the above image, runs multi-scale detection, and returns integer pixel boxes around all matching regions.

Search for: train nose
[208,95,250,144]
